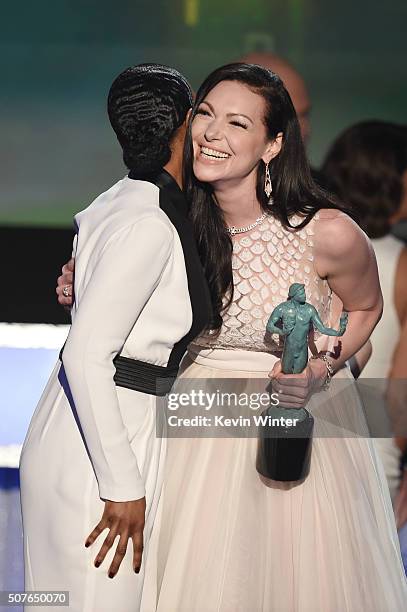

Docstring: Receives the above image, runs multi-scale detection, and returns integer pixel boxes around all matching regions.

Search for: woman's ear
[185,108,193,126]
[262,132,283,164]
[170,111,192,152]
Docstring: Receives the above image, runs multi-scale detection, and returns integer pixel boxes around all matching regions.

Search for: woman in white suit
[19,64,211,611]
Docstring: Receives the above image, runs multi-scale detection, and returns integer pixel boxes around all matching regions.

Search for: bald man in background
[239,52,407,246]
[239,52,311,144]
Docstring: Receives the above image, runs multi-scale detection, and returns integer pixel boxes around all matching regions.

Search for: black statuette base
[256,409,314,482]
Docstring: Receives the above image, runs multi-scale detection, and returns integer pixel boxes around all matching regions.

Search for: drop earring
[264,161,273,199]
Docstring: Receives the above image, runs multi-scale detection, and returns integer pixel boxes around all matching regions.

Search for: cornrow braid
[108,63,193,177]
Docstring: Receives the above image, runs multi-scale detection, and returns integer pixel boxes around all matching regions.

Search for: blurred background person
[238,52,311,144]
[321,121,407,518]
[238,51,407,245]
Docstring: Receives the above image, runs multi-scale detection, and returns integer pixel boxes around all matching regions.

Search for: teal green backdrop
[1,0,406,226]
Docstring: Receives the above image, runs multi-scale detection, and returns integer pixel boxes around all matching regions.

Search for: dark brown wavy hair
[321,121,407,239]
[183,63,352,330]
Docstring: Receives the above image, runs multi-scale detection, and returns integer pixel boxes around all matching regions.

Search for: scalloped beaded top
[192,212,332,352]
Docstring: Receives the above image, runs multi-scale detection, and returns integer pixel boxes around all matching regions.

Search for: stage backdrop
[1,0,406,227]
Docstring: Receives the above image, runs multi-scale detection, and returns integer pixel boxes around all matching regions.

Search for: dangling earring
[264,161,273,199]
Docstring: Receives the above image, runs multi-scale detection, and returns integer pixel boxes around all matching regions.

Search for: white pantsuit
[19,170,210,611]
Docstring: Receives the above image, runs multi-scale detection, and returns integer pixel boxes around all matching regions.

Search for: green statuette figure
[267,283,348,374]
[256,282,348,482]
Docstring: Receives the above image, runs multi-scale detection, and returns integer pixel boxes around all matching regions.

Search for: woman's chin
[193,160,228,184]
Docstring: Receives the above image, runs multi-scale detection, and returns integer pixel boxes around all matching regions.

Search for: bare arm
[353,340,373,374]
[313,210,383,372]
[390,247,407,380]
[394,247,407,327]
[386,248,407,438]
[389,315,407,379]
[270,211,382,407]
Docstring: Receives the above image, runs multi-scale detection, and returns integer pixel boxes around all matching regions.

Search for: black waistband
[59,346,177,396]
[113,355,178,396]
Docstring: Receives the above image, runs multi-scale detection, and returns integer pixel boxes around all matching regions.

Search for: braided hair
[108,63,193,177]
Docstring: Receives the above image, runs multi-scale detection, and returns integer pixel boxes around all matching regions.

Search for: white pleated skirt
[142,348,407,612]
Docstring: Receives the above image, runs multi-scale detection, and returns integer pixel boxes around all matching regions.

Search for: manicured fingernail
[85,541,90,548]
[135,567,140,574]
[95,561,100,568]
[108,572,114,579]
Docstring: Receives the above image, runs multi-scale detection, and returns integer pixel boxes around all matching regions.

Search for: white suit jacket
[61,170,211,500]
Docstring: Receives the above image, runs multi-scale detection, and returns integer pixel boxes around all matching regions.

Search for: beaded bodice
[192,212,332,352]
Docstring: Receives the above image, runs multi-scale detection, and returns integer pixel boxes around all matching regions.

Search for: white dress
[360,234,405,502]
[19,172,210,612]
[142,213,407,612]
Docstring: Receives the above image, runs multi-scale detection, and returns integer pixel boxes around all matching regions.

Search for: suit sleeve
[62,215,173,502]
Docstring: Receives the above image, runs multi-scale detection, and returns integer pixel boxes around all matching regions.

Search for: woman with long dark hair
[143,64,406,611]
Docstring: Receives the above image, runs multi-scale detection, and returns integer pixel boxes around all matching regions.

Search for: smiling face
[191,80,281,188]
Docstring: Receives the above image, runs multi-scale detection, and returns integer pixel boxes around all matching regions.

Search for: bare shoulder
[315,208,344,221]
[314,209,370,258]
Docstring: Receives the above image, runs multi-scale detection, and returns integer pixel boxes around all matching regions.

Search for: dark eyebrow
[199,99,254,124]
